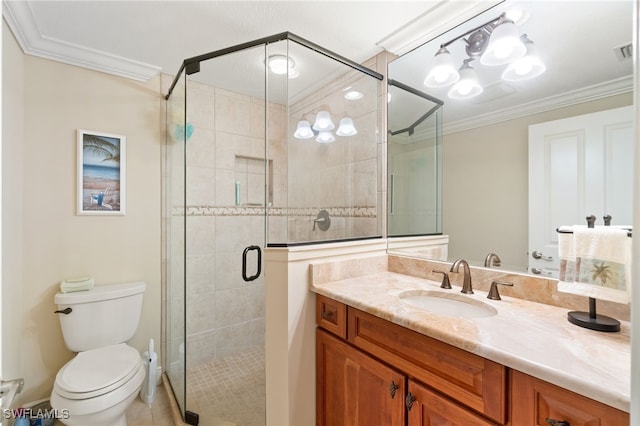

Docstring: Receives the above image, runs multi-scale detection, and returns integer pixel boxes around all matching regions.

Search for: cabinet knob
[322,310,334,320]
[389,380,399,399]
[545,418,570,426]
[405,392,416,411]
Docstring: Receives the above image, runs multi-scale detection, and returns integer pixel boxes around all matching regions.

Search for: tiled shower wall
[175,80,282,366]
[165,59,382,368]
[285,67,381,243]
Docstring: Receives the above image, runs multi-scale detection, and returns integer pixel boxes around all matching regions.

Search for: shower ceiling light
[343,87,363,100]
[268,55,299,79]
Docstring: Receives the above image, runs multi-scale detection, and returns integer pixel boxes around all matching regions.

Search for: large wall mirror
[387,0,634,276]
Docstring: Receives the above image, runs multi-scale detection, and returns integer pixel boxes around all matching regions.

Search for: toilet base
[51,362,145,426]
[53,385,139,426]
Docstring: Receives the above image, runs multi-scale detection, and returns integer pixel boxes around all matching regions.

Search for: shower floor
[187,346,265,426]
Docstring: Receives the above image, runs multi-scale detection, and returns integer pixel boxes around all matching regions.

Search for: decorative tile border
[172,205,378,218]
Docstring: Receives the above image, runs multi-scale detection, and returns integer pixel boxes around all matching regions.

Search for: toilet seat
[54,343,141,400]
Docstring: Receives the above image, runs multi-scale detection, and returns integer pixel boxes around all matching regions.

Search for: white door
[528,106,634,277]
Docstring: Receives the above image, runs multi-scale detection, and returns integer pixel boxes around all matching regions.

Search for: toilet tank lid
[54,281,146,305]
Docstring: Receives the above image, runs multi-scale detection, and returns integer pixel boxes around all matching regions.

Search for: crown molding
[443,76,633,135]
[3,1,161,82]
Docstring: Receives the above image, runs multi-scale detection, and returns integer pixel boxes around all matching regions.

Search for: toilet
[50,281,146,426]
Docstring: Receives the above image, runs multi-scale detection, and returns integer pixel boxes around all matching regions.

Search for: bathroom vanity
[311,256,629,425]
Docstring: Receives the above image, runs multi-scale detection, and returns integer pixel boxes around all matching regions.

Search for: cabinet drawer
[316,294,347,338]
[348,307,507,424]
[511,370,629,426]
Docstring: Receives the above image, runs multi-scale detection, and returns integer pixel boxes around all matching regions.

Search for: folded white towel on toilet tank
[60,276,94,293]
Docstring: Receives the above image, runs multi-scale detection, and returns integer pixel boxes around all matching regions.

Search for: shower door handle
[242,245,262,282]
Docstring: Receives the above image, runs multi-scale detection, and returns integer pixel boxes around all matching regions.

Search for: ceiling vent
[613,42,633,61]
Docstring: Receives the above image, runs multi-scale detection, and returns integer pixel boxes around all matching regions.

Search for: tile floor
[126,346,265,426]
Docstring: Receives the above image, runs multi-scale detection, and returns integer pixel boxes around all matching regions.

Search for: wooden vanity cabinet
[316,329,406,425]
[510,370,629,426]
[407,380,497,426]
[315,294,628,426]
[315,294,506,425]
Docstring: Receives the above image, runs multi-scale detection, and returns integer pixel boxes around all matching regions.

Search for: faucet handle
[432,270,452,289]
[487,280,514,300]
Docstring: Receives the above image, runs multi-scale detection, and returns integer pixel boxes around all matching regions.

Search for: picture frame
[77,129,126,215]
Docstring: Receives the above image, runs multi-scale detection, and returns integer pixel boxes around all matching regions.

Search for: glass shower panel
[387,81,443,236]
[183,44,267,425]
[282,41,381,244]
[164,72,187,415]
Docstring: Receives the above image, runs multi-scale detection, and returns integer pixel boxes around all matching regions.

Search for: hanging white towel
[557,226,631,304]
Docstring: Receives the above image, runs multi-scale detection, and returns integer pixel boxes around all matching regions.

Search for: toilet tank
[54,281,145,352]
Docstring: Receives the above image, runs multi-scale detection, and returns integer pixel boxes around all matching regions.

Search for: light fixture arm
[440,13,505,49]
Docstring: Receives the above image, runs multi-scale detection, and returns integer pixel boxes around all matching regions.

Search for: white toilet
[50,281,147,426]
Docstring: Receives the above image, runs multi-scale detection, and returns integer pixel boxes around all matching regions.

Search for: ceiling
[3,1,633,130]
[3,1,492,84]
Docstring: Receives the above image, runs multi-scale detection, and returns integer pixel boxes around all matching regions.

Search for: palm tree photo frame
[77,129,126,215]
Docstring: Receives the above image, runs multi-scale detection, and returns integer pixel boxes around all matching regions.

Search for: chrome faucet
[484,253,501,268]
[450,258,473,294]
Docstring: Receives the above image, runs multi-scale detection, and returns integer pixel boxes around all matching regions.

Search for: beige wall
[2,21,162,404]
[443,93,633,270]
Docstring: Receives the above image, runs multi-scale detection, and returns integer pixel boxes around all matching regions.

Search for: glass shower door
[164,72,187,416]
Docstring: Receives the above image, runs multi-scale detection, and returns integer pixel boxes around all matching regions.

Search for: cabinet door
[511,370,629,426]
[407,380,498,426]
[316,329,406,426]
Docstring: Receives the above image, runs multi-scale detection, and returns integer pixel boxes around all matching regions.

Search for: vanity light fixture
[448,59,483,99]
[423,10,542,99]
[424,46,460,88]
[267,54,299,79]
[501,34,546,81]
[294,111,358,142]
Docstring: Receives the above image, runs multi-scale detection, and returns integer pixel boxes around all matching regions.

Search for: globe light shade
[424,47,460,88]
[293,120,314,139]
[312,111,335,131]
[480,18,526,66]
[501,36,546,81]
[336,118,358,136]
[448,62,483,99]
[316,131,335,144]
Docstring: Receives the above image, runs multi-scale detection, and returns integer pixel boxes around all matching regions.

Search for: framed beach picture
[77,129,126,215]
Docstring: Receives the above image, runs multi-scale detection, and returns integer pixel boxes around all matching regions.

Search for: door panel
[528,106,633,277]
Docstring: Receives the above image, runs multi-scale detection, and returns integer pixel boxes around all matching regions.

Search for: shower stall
[163,33,382,425]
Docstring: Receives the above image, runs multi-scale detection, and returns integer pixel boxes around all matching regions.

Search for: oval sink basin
[399,290,497,318]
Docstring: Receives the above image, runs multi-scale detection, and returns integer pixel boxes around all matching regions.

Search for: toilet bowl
[51,344,145,426]
[50,281,146,426]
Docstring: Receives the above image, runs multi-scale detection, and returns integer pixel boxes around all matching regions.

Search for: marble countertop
[311,270,630,412]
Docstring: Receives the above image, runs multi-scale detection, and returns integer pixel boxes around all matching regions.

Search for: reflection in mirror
[387,0,634,276]
[387,80,448,259]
